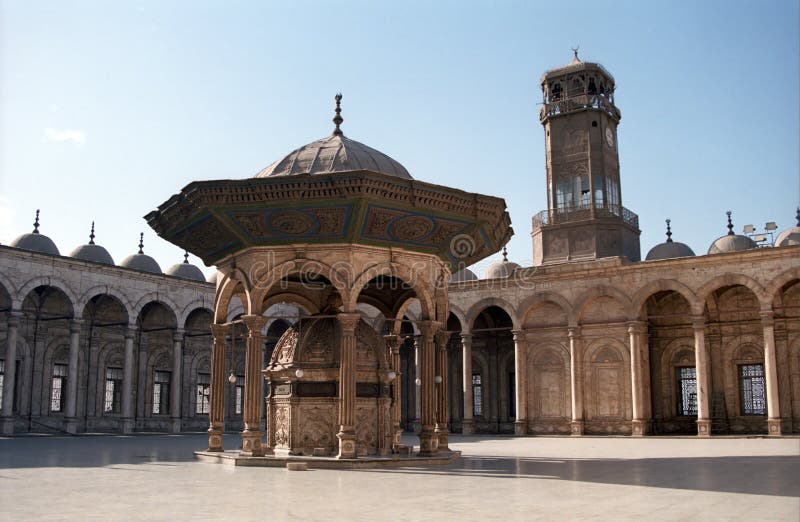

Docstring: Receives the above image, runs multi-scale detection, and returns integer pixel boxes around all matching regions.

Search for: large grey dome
[255,134,412,180]
[449,267,478,283]
[166,254,206,282]
[646,241,695,260]
[775,209,800,247]
[10,210,59,256]
[645,220,695,260]
[69,223,114,265]
[708,234,756,255]
[120,233,162,274]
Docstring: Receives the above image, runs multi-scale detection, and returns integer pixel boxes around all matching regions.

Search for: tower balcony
[539,94,620,122]
[532,203,639,232]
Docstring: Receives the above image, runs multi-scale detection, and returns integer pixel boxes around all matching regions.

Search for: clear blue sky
[2,0,798,277]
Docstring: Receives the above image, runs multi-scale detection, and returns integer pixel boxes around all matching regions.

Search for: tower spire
[726,211,734,236]
[571,46,581,63]
[89,222,96,245]
[138,232,144,254]
[332,93,344,136]
[665,218,673,243]
[502,246,508,262]
[183,251,189,263]
[33,209,41,234]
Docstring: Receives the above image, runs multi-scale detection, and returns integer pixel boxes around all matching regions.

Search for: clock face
[605,127,615,147]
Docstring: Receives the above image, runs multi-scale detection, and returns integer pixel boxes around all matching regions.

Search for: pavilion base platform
[194,449,461,469]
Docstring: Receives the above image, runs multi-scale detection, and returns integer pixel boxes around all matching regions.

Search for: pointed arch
[697,273,768,311]
[465,297,520,331]
[14,276,78,313]
[76,285,133,322]
[630,279,700,318]
[348,262,435,320]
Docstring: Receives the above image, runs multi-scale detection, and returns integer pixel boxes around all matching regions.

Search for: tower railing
[532,203,639,230]
[539,94,620,121]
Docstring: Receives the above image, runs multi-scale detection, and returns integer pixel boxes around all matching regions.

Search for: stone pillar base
[337,431,357,459]
[435,426,449,450]
[631,419,650,437]
[767,418,782,436]
[120,418,134,434]
[171,418,182,434]
[240,430,264,457]
[207,428,224,452]
[418,429,439,457]
[2,417,15,436]
[570,420,584,436]
[696,419,712,437]
[461,419,474,435]
[64,418,78,435]
[514,420,527,436]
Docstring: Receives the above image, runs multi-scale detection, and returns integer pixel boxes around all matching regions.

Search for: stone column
[240,315,268,456]
[512,329,527,436]
[434,331,450,450]
[121,326,136,434]
[568,327,584,435]
[207,324,228,452]
[461,333,474,435]
[64,319,82,434]
[417,321,440,456]
[628,321,649,436]
[692,315,711,437]
[170,329,184,433]
[412,337,421,432]
[1,312,22,435]
[385,334,403,449]
[336,313,360,459]
[761,311,782,435]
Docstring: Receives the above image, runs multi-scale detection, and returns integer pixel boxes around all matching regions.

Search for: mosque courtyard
[0,434,797,520]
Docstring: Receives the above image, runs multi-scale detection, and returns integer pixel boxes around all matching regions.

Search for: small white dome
[69,223,114,265]
[166,254,205,282]
[645,220,695,260]
[449,268,478,283]
[708,234,756,255]
[120,234,162,274]
[775,209,800,247]
[483,247,519,279]
[11,232,60,256]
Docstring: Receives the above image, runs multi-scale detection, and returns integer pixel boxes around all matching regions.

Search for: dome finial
[183,250,189,264]
[665,218,673,243]
[726,210,734,236]
[332,93,344,136]
[571,46,581,63]
[89,221,96,245]
[795,206,800,227]
[502,246,508,262]
[138,232,144,254]
[33,209,41,234]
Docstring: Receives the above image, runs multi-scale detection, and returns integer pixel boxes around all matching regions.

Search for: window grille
[152,370,171,414]
[51,364,67,412]
[235,376,245,415]
[104,367,123,414]
[472,373,482,417]
[676,366,697,416]
[739,364,766,415]
[195,373,211,414]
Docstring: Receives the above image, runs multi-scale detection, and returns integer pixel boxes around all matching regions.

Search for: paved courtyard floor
[0,433,798,521]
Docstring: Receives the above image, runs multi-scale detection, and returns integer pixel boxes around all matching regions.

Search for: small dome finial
[726,210,734,236]
[183,251,189,264]
[332,93,344,136]
[138,232,144,254]
[571,46,580,63]
[502,246,508,262]
[665,218,673,243]
[795,207,800,227]
[33,209,41,234]
[89,222,96,245]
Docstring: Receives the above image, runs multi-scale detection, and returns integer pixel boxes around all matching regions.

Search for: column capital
[173,328,185,343]
[70,318,83,333]
[336,312,361,333]
[240,314,268,334]
[383,334,402,352]
[124,325,137,339]
[690,314,706,330]
[760,310,775,328]
[211,323,229,342]
[511,329,526,342]
[417,320,442,341]
[568,326,581,339]
[460,332,473,342]
[434,330,449,349]
[626,321,647,335]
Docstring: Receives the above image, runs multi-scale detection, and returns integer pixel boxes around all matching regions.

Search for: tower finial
[332,93,344,136]
[138,232,144,254]
[33,209,41,234]
[665,218,673,243]
[795,207,800,227]
[183,251,189,263]
[571,46,580,63]
[726,210,734,236]
[89,222,96,245]
[502,246,508,262]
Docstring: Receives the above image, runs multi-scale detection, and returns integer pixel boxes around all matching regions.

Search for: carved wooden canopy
[145,170,512,270]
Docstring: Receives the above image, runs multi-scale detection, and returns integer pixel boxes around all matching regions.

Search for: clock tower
[532,51,641,265]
